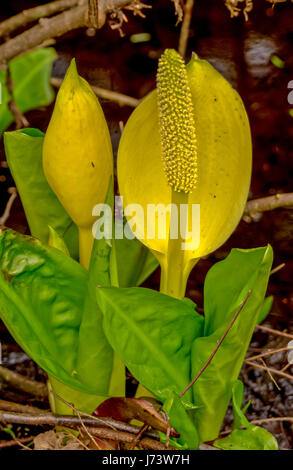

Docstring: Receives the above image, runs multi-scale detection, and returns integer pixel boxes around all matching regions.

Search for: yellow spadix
[43,59,113,268]
[118,49,252,298]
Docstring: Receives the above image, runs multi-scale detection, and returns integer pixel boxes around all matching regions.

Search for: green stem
[160,190,197,299]
[78,226,93,269]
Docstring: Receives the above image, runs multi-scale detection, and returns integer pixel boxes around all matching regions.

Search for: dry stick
[260,357,280,391]
[0,411,172,450]
[0,366,48,398]
[127,423,149,450]
[50,76,139,107]
[247,345,293,362]
[244,360,293,381]
[0,436,33,450]
[0,188,17,226]
[244,193,293,216]
[52,392,103,450]
[0,5,87,64]
[179,291,252,398]
[0,410,159,439]
[0,0,145,64]
[0,0,80,38]
[6,66,29,129]
[178,0,194,58]
[250,417,293,426]
[255,324,293,340]
[270,263,286,276]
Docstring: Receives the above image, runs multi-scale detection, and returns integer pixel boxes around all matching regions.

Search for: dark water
[0,0,292,448]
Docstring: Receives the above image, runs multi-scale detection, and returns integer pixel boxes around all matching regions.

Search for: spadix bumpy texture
[157,49,197,193]
[43,59,113,268]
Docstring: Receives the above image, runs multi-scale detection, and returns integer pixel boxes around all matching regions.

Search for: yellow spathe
[118,52,252,265]
[43,59,113,268]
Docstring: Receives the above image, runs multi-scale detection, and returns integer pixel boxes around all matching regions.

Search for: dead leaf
[33,430,85,450]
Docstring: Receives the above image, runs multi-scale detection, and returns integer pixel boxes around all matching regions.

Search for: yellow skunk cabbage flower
[118,49,252,298]
[43,59,113,268]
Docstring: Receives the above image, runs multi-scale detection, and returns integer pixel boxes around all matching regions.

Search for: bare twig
[0,399,49,415]
[178,0,194,58]
[0,366,48,398]
[6,66,29,129]
[0,5,87,64]
[244,193,293,219]
[0,0,80,38]
[260,357,280,390]
[250,417,293,425]
[0,436,33,450]
[0,411,174,450]
[50,76,139,107]
[270,263,285,276]
[247,346,293,362]
[127,423,148,450]
[0,188,17,226]
[0,1,151,64]
[179,291,251,398]
[244,360,293,381]
[87,0,100,29]
[255,324,293,340]
[0,408,160,439]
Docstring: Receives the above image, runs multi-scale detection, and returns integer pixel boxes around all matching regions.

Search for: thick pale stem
[160,190,197,299]
[78,226,94,269]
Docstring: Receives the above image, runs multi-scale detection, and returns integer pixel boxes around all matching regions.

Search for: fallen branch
[0,0,80,38]
[0,365,48,398]
[179,291,251,398]
[50,76,139,107]
[0,399,49,415]
[244,193,293,218]
[0,410,173,450]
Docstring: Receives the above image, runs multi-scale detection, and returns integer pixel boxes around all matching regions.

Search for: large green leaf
[76,180,124,399]
[97,286,204,448]
[4,128,78,259]
[0,229,86,390]
[214,380,278,450]
[191,246,273,443]
[0,48,56,135]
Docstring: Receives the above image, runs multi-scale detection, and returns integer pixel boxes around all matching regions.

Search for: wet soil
[0,0,292,449]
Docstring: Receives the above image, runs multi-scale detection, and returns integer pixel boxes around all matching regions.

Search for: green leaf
[76,179,125,399]
[191,246,273,443]
[231,380,250,430]
[0,48,56,135]
[215,427,278,450]
[4,128,78,259]
[115,226,158,287]
[214,380,278,450]
[48,226,70,256]
[97,285,204,448]
[0,229,87,391]
[0,226,120,414]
